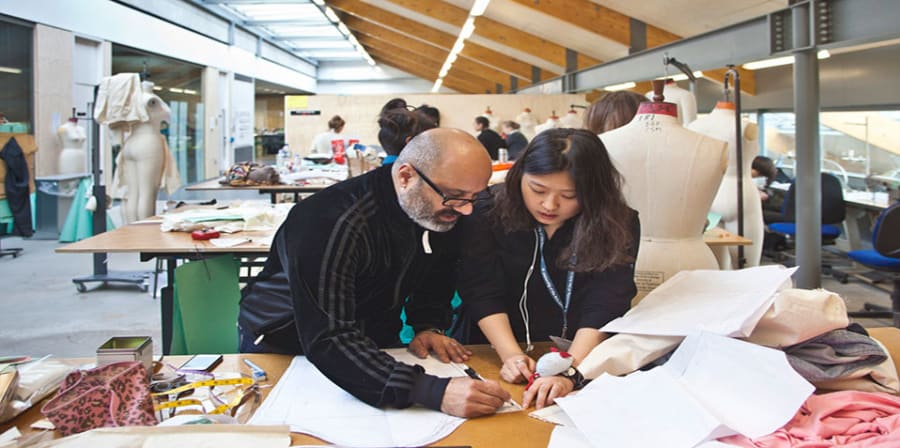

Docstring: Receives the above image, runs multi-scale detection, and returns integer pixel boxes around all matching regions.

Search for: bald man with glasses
[238,128,509,417]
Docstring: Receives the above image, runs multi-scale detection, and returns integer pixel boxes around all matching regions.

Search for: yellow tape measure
[152,377,256,414]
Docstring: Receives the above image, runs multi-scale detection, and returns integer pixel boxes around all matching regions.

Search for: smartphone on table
[178,354,223,372]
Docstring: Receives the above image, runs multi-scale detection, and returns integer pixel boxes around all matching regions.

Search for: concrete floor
[0,233,896,358]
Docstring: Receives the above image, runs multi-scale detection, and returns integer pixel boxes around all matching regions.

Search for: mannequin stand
[0,239,23,258]
[70,88,151,293]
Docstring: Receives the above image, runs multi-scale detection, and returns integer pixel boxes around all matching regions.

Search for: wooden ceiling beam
[370,55,480,94]
[346,16,529,90]
[332,0,540,81]
[359,39,503,91]
[367,49,490,94]
[380,0,600,68]
[506,0,679,49]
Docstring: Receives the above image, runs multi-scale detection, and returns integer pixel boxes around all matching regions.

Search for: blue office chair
[846,203,900,327]
[767,173,846,272]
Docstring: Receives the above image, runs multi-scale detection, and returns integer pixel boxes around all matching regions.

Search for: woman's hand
[522,375,574,409]
[500,354,534,384]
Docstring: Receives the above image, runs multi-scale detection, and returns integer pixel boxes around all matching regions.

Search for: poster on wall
[286,95,321,116]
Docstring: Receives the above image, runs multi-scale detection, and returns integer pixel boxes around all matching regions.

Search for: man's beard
[398,185,461,232]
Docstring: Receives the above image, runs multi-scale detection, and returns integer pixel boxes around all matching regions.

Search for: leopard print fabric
[41,361,157,436]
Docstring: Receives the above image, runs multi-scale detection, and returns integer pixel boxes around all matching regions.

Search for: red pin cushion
[191,229,221,240]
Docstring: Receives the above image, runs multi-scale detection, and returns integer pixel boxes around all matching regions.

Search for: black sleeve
[405,233,459,333]
[572,211,641,330]
[456,211,511,323]
[282,194,448,411]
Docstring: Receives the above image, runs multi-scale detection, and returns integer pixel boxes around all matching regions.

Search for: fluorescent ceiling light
[743,49,831,70]
[448,53,458,63]
[603,81,636,91]
[169,87,184,93]
[451,40,465,55]
[183,89,197,95]
[460,17,476,39]
[337,23,350,36]
[439,66,449,77]
[324,7,339,23]
[152,86,162,91]
[432,79,443,93]
[0,66,22,74]
[470,0,490,16]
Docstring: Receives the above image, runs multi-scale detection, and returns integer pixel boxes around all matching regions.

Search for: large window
[0,17,33,134]
[758,110,900,192]
[112,46,205,184]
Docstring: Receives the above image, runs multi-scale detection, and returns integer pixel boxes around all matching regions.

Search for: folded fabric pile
[720,391,900,447]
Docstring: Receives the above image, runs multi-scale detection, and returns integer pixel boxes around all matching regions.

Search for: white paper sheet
[548,426,592,448]
[529,404,576,427]
[554,332,813,448]
[601,265,797,337]
[249,349,466,447]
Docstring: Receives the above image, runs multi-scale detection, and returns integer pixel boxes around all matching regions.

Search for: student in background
[474,116,506,160]
[310,115,348,155]
[501,120,528,160]
[583,91,645,135]
[378,106,437,165]
[453,128,640,409]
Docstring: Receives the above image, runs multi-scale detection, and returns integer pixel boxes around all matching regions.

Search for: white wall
[4,0,317,92]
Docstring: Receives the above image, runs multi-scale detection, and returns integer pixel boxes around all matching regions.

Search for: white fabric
[689,105,764,268]
[601,112,727,301]
[516,109,538,140]
[534,116,560,135]
[559,110,581,128]
[93,73,148,126]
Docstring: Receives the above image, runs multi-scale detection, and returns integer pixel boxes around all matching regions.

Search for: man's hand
[522,376,574,410]
[499,354,534,384]
[408,330,471,363]
[440,377,511,418]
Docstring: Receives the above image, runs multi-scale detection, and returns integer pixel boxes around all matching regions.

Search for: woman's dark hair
[327,115,345,131]
[501,120,520,130]
[378,108,437,155]
[583,91,645,134]
[381,98,408,113]
[415,104,440,127]
[491,128,634,272]
[475,116,490,129]
[752,155,777,186]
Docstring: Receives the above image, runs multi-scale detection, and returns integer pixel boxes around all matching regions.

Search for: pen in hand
[461,365,520,410]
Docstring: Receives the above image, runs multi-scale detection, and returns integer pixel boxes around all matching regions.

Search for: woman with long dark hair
[454,128,640,408]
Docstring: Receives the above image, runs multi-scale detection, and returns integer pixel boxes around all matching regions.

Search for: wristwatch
[414,326,444,336]
[559,366,588,390]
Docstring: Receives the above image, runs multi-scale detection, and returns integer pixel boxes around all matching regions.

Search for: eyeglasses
[411,165,492,207]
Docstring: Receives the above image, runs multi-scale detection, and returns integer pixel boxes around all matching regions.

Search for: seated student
[501,120,528,160]
[474,116,506,160]
[378,98,436,165]
[453,128,640,409]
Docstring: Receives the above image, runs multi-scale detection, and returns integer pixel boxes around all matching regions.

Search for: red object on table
[191,230,221,240]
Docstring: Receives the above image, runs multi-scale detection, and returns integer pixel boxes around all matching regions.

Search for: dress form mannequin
[516,108,537,139]
[646,79,697,126]
[602,81,728,302]
[688,101,762,269]
[559,107,581,128]
[534,111,561,135]
[120,81,170,223]
[57,118,87,174]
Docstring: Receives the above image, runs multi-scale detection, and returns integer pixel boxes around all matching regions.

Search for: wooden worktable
[5,331,900,446]
[185,179,326,203]
[55,221,273,255]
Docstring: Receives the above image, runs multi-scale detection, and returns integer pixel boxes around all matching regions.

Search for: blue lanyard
[536,227,575,338]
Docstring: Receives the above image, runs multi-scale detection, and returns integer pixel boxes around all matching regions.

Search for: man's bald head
[392,128,493,231]
[394,128,491,174]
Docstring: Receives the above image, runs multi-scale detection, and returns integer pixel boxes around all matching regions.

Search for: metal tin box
[97,336,153,374]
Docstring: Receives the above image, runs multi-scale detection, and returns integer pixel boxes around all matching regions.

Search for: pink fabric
[720,391,900,447]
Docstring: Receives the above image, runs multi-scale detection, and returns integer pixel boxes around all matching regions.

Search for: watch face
[565,367,577,377]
